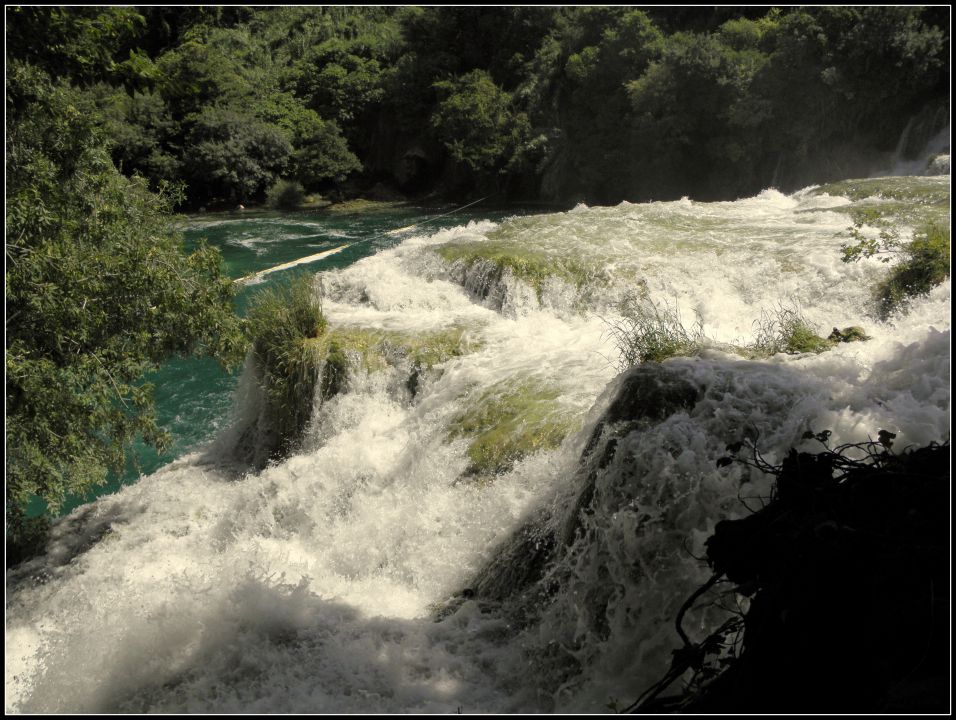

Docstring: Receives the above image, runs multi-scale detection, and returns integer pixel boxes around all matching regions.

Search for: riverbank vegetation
[7,6,949,209]
[5,61,245,561]
[839,219,952,319]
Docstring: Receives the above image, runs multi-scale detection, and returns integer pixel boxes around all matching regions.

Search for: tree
[183,105,292,204]
[431,70,530,175]
[258,94,361,189]
[5,64,246,557]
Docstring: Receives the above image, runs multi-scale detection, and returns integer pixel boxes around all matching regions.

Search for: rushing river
[6,179,950,712]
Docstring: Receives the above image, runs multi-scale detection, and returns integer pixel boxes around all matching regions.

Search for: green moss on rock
[435,240,602,297]
[447,378,580,482]
[312,324,482,377]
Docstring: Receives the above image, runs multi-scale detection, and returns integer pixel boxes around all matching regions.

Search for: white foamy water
[6,179,950,713]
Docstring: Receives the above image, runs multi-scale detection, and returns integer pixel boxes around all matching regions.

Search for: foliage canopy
[5,63,245,550]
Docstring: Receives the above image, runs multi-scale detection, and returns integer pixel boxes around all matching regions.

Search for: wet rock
[470,511,556,602]
[827,326,871,343]
[563,364,700,544]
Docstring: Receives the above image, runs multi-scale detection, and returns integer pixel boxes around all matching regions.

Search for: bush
[245,274,328,458]
[875,221,950,319]
[266,178,306,210]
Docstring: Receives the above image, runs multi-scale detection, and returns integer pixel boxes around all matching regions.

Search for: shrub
[266,178,306,210]
[875,221,950,319]
[245,274,327,458]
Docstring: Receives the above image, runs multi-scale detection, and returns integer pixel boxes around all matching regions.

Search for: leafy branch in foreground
[839,208,904,264]
[6,63,245,563]
[627,428,949,713]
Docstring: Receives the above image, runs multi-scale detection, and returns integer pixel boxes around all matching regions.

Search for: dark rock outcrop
[648,440,950,714]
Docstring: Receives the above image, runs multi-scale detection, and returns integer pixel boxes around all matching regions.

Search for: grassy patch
[447,378,580,482]
[875,221,951,319]
[607,298,843,368]
[324,198,407,214]
[751,307,834,357]
[606,295,705,369]
[246,275,328,458]
[311,325,482,377]
[245,283,482,460]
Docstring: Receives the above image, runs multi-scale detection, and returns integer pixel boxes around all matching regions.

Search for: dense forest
[7,6,951,209]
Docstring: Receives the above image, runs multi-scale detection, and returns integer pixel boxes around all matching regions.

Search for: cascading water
[5,178,950,713]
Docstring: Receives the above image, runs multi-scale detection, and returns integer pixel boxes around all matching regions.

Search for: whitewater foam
[6,179,950,713]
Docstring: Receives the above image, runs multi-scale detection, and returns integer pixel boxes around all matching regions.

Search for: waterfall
[885,114,951,177]
[6,178,950,713]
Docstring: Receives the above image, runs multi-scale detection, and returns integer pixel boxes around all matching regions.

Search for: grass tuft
[605,295,705,369]
[606,298,843,369]
[751,306,833,357]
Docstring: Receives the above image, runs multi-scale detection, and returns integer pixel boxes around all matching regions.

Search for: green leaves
[430,70,530,173]
[6,66,244,553]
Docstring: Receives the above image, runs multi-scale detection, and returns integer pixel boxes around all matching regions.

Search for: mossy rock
[827,326,871,343]
[435,240,605,299]
[308,324,482,379]
[447,378,581,482]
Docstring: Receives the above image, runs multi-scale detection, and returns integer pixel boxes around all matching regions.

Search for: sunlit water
[6,181,950,712]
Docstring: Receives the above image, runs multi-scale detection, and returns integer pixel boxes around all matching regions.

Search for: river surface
[6,180,950,712]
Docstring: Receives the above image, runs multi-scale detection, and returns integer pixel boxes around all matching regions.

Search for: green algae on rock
[447,378,581,482]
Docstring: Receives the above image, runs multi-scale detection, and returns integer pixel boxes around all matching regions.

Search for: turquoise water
[49,203,534,516]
